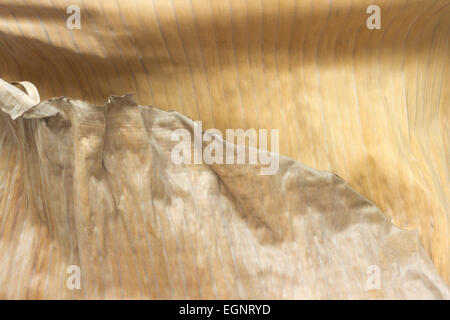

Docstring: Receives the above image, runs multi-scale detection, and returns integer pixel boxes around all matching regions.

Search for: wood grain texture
[0,0,448,284]
[0,80,448,299]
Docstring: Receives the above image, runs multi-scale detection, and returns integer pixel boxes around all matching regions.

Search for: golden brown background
[0,0,448,283]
